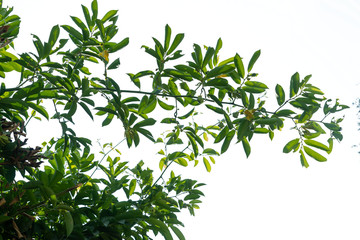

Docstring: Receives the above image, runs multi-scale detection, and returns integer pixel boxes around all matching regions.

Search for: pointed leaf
[247,49,261,72]
[303,146,327,162]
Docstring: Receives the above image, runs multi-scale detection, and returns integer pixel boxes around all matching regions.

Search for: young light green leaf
[304,139,329,152]
[283,138,300,153]
[300,149,309,168]
[158,99,175,110]
[129,179,136,196]
[303,146,327,162]
[203,157,211,172]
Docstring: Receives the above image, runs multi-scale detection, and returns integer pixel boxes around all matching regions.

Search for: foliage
[0,0,348,239]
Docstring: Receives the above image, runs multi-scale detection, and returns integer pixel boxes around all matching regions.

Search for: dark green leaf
[164,24,171,51]
[133,118,156,129]
[221,130,235,154]
[242,137,251,158]
[64,211,74,237]
[109,37,129,53]
[48,25,60,48]
[237,119,250,141]
[247,49,261,72]
[170,226,185,240]
[275,84,285,105]
[168,33,184,55]
[234,53,245,79]
[205,104,224,114]
[107,58,120,70]
[178,108,195,120]
[290,72,300,97]
[61,25,83,41]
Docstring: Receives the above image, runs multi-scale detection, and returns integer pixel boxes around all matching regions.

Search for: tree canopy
[0,1,348,239]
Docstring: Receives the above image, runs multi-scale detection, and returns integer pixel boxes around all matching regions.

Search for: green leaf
[202,148,219,156]
[205,65,235,79]
[95,19,105,41]
[202,47,215,69]
[214,126,229,143]
[61,25,83,41]
[205,104,224,114]
[70,16,89,39]
[256,117,282,126]
[254,128,269,134]
[170,226,185,240]
[203,157,211,172]
[247,49,261,72]
[27,102,49,119]
[82,5,93,30]
[48,25,60,48]
[133,118,156,129]
[290,72,300,97]
[109,37,129,53]
[283,138,300,153]
[129,179,136,196]
[41,62,63,68]
[178,108,194,119]
[300,150,309,168]
[91,0,98,21]
[145,218,173,240]
[161,118,177,124]
[327,138,333,154]
[168,33,184,55]
[303,146,327,162]
[323,123,341,131]
[237,120,250,141]
[3,165,15,182]
[208,94,222,107]
[64,211,74,237]
[168,152,187,161]
[164,24,171,51]
[186,133,199,157]
[275,109,295,117]
[234,53,245,79]
[107,58,120,70]
[176,158,188,167]
[101,10,118,22]
[304,139,329,152]
[275,84,285,105]
[221,130,235,154]
[242,137,251,158]
[204,78,228,87]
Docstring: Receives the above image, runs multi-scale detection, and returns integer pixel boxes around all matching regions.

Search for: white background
[7,0,360,239]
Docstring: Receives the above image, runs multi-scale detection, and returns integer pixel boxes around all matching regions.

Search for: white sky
[7,0,360,239]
